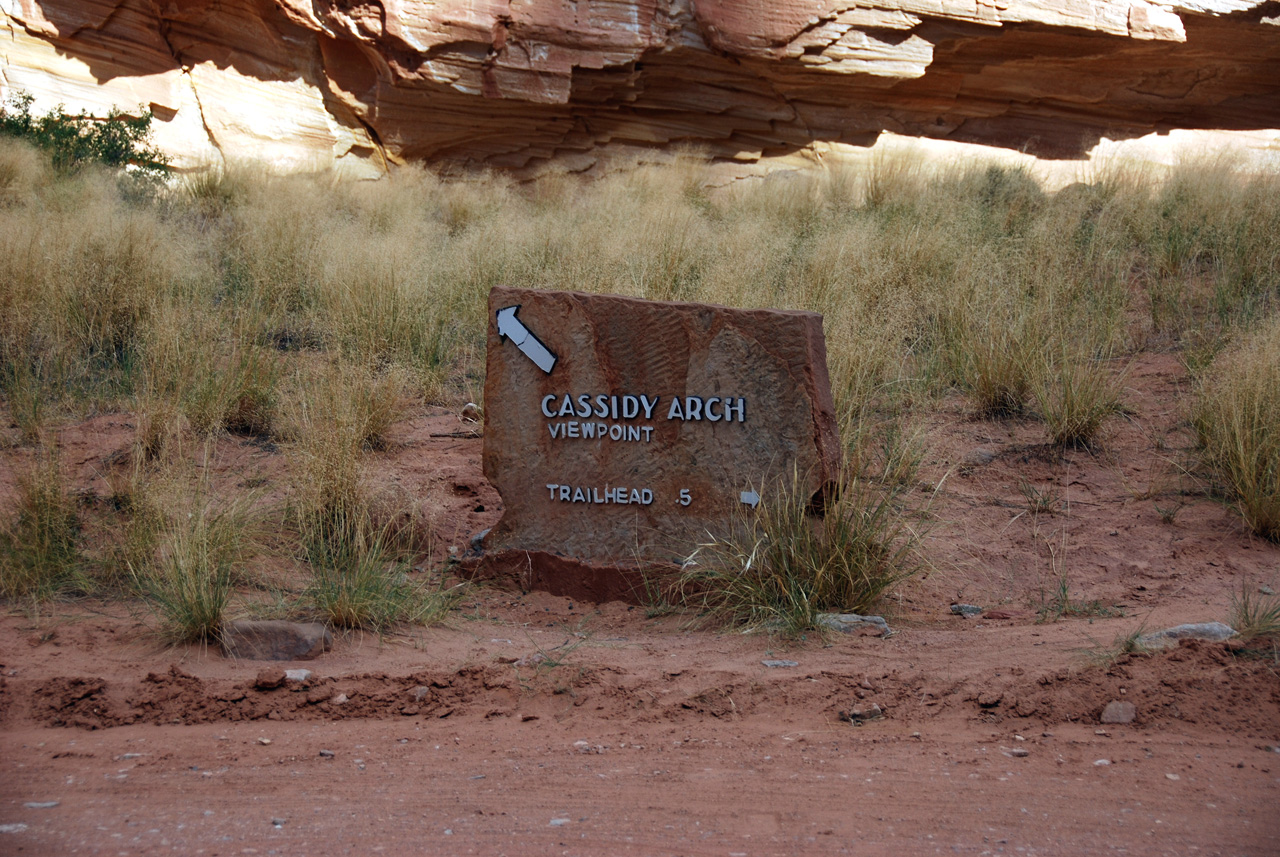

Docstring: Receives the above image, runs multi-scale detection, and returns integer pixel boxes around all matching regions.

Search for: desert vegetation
[1,98,1278,638]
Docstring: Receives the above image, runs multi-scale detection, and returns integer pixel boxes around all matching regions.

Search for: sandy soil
[2,351,1278,856]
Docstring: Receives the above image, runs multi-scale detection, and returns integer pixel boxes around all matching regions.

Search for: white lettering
[705,396,722,422]
[575,394,592,418]
[724,397,746,423]
[572,487,586,503]
[609,424,623,441]
[622,395,640,419]
[667,397,684,420]
[685,396,703,421]
[594,395,609,418]
[547,483,559,499]
[640,395,658,420]
[557,394,575,417]
[548,423,562,439]
[559,485,570,501]
[541,395,557,418]
[567,421,580,438]
[642,426,654,442]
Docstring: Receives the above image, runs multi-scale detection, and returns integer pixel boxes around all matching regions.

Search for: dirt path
[2,353,1279,855]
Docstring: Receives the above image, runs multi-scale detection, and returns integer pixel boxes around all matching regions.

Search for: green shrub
[0,91,168,180]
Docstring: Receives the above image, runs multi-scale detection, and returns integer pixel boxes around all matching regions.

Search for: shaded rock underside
[1,1,1278,174]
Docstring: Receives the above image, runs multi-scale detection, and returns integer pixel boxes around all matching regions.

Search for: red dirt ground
[2,351,1278,856]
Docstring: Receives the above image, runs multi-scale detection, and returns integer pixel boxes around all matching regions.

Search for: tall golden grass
[1194,316,1280,541]
[1,134,1278,615]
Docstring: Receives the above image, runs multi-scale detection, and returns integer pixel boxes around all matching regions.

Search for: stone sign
[474,285,841,601]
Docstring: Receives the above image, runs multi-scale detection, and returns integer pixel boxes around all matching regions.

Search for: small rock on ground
[816,613,892,637]
[222,620,332,661]
[1101,700,1137,725]
[762,659,799,668]
[950,603,983,617]
[23,801,59,809]
[1138,622,1236,650]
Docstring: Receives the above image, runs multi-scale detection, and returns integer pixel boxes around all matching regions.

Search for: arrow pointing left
[496,305,557,374]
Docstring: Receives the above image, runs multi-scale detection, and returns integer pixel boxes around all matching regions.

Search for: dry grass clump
[0,445,81,602]
[1229,584,1280,645]
[282,361,453,631]
[1032,341,1127,448]
[128,474,260,644]
[1193,315,1280,541]
[678,466,923,637]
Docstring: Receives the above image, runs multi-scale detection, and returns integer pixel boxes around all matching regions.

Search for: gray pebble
[23,801,58,810]
[816,613,893,637]
[950,603,983,617]
[1138,622,1236,650]
[762,659,799,668]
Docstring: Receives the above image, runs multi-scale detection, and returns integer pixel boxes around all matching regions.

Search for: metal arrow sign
[496,305,557,374]
[740,490,761,508]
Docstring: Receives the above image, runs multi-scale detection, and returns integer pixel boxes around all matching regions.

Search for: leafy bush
[0,91,168,179]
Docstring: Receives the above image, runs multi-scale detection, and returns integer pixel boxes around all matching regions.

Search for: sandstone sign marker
[495,304,558,374]
[474,285,841,602]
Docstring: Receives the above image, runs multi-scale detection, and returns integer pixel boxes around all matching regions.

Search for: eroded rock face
[1,1,1277,174]
[479,286,840,587]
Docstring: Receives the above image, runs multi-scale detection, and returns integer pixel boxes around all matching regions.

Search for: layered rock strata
[2,1,1276,174]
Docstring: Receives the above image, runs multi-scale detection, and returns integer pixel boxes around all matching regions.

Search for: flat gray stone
[762,659,799,668]
[222,620,332,661]
[816,613,892,637]
[284,669,312,682]
[1138,621,1236,651]
[1101,700,1136,724]
[23,801,59,810]
[950,603,983,617]
[963,449,995,466]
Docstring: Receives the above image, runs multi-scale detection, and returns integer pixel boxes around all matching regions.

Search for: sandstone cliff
[2,0,1277,176]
